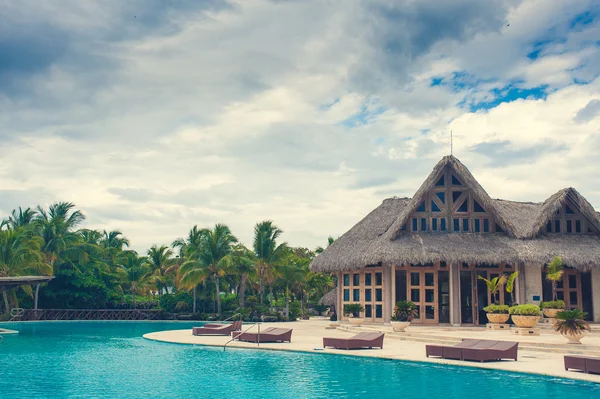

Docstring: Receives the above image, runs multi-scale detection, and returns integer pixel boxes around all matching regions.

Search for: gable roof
[526,187,600,239]
[385,155,516,240]
[310,156,600,273]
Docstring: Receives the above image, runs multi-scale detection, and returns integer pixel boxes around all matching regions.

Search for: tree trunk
[215,274,221,316]
[239,274,247,308]
[193,285,197,314]
[2,289,9,314]
[259,264,265,304]
[285,285,290,321]
[132,290,136,309]
[552,281,557,301]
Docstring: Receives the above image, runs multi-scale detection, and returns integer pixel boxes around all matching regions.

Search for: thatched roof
[310,156,600,272]
[318,288,336,306]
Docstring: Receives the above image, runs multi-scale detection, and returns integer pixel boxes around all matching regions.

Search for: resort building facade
[311,156,600,325]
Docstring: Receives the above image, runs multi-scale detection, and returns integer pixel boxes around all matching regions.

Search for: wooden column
[450,262,461,326]
[383,265,392,324]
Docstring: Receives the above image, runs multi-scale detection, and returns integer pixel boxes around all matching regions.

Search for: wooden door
[408,270,438,324]
[557,270,582,310]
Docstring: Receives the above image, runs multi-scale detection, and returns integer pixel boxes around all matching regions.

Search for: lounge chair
[461,340,518,362]
[323,332,385,350]
[565,355,600,374]
[235,327,293,343]
[426,339,518,362]
[192,320,243,336]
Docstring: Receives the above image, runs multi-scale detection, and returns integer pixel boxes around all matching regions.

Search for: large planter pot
[486,313,510,324]
[562,331,588,344]
[391,321,411,332]
[543,308,562,318]
[349,317,365,326]
[512,315,540,328]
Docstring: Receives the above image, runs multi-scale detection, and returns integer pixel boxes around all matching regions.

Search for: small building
[310,155,600,325]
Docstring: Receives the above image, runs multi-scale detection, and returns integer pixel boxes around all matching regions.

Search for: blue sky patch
[340,103,386,128]
[469,84,549,111]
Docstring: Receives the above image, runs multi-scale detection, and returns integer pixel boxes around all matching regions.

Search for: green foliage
[391,300,417,321]
[289,300,301,321]
[483,304,510,314]
[554,309,591,336]
[509,304,541,316]
[546,256,564,301]
[159,291,193,313]
[343,303,364,317]
[540,300,565,310]
[477,274,507,304]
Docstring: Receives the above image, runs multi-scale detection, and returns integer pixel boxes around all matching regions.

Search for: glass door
[408,270,438,324]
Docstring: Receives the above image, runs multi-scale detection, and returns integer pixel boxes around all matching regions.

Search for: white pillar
[517,263,526,305]
[591,269,600,322]
[383,265,392,324]
[450,263,461,326]
[523,264,543,306]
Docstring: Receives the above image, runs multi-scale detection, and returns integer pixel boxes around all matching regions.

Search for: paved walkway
[144,319,600,383]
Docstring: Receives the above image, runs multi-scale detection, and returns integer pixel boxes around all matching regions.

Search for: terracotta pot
[543,308,561,318]
[391,321,411,332]
[562,330,588,344]
[486,313,510,324]
[349,317,365,326]
[512,315,540,328]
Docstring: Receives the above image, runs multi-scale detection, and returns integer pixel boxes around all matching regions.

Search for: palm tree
[147,245,174,295]
[178,224,237,316]
[315,236,335,254]
[253,221,287,304]
[119,252,154,309]
[477,274,507,304]
[0,229,49,313]
[5,207,38,229]
[231,244,255,308]
[546,256,564,301]
[34,202,86,271]
[505,271,519,305]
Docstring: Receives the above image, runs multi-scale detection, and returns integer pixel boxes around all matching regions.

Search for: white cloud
[0,0,599,252]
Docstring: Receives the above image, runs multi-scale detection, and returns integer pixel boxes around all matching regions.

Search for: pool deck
[144,319,600,383]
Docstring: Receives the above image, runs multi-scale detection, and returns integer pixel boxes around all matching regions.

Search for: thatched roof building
[311,155,600,272]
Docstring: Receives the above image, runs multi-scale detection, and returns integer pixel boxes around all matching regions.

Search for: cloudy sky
[1,0,599,252]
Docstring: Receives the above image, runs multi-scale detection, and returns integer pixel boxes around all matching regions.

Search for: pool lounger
[235,327,293,343]
[192,321,242,336]
[564,355,600,374]
[426,339,518,362]
[322,332,385,350]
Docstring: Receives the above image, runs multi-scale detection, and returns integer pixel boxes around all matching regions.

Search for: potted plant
[554,309,591,344]
[483,304,510,324]
[343,303,365,326]
[545,256,564,301]
[509,304,541,328]
[505,271,518,305]
[478,274,507,304]
[391,300,417,332]
[540,300,565,319]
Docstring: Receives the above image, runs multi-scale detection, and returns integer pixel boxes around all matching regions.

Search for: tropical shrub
[391,300,418,321]
[509,304,541,316]
[343,303,364,317]
[483,304,510,314]
[554,309,590,336]
[540,300,565,310]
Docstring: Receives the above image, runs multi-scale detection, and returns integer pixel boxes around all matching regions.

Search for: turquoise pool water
[1,322,599,399]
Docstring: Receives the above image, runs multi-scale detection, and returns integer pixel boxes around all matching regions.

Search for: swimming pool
[1,322,598,399]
